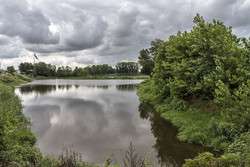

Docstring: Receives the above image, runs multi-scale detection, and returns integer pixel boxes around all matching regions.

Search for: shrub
[183,152,219,167]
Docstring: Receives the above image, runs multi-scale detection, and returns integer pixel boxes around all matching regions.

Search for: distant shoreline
[34,74,150,80]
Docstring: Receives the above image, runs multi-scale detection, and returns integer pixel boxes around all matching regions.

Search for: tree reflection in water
[138,103,216,166]
[18,85,79,95]
[116,84,136,91]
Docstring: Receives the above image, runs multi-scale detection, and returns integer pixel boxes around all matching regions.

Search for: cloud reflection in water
[15,80,155,164]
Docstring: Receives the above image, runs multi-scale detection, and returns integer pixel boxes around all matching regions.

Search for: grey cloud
[25,14,107,53]
[93,4,150,60]
[112,5,139,46]
[1,0,250,67]
[65,16,108,51]
[0,0,59,44]
[197,0,250,30]
[0,36,9,45]
[0,45,22,59]
[76,58,95,65]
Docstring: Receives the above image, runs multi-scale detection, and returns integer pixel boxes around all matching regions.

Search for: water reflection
[87,85,109,89]
[18,85,79,94]
[15,80,155,164]
[19,85,57,95]
[15,80,216,165]
[138,103,217,165]
[58,85,73,91]
[17,83,137,95]
[116,84,137,91]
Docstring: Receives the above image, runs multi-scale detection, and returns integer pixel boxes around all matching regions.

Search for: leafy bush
[183,152,219,167]
[137,13,250,167]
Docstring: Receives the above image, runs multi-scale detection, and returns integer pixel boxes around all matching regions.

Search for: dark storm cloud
[0,36,9,45]
[0,0,59,44]
[65,16,108,51]
[25,13,108,53]
[196,0,250,29]
[1,0,250,67]
[112,7,139,47]
[94,4,153,61]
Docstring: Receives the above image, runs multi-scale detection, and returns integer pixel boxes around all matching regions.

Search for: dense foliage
[33,62,57,77]
[116,62,139,74]
[85,64,115,76]
[7,66,15,75]
[22,61,139,78]
[19,62,34,75]
[138,39,163,75]
[137,14,250,166]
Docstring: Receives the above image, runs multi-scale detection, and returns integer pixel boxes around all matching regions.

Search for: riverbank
[137,80,250,166]
[0,73,33,86]
[0,74,37,166]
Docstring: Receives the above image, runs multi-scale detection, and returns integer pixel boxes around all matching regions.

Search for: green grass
[0,82,37,166]
[0,74,33,86]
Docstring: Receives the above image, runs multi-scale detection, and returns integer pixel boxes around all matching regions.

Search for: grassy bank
[137,80,250,166]
[0,74,33,86]
[0,75,37,166]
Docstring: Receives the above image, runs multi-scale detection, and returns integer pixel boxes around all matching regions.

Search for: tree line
[2,38,159,77]
[3,61,141,77]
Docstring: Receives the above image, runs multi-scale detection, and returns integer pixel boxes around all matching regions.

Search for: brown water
[15,79,216,165]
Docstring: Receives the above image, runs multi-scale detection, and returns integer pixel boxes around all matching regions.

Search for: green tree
[33,62,50,77]
[138,49,153,75]
[57,66,66,77]
[138,39,163,75]
[84,64,114,76]
[140,13,250,127]
[18,62,34,75]
[48,64,56,77]
[149,39,164,57]
[116,62,139,74]
[73,67,88,77]
[7,66,15,75]
[65,66,73,77]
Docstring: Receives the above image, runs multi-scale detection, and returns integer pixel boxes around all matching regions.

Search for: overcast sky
[0,0,250,69]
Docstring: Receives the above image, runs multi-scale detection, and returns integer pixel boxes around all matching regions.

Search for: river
[15,79,215,165]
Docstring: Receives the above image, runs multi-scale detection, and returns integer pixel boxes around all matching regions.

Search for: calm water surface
[15,79,215,165]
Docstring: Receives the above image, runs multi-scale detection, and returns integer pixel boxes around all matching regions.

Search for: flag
[34,53,39,60]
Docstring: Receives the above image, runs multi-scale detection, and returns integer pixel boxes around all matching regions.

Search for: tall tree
[18,62,34,74]
[138,39,163,75]
[144,13,250,127]
[33,62,50,77]
[138,49,153,75]
[7,66,15,75]
[116,62,139,74]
